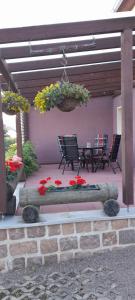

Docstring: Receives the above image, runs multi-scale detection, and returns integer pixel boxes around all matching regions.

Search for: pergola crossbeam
[0,15,135,44]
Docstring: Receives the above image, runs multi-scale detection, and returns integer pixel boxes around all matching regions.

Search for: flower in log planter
[2,91,30,115]
[34,81,90,112]
[38,176,86,195]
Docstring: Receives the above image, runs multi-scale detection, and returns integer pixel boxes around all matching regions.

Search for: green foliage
[3,125,9,137]
[22,141,39,177]
[2,91,30,113]
[4,125,16,157]
[34,81,91,113]
[5,143,17,160]
[5,136,16,152]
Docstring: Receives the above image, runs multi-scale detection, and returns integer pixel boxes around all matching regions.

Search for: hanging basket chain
[61,48,69,82]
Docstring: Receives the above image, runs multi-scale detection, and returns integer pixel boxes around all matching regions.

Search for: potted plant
[5,155,24,216]
[2,91,30,115]
[34,81,90,112]
[5,155,23,189]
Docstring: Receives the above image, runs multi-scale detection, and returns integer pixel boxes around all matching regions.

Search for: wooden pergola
[0,13,135,214]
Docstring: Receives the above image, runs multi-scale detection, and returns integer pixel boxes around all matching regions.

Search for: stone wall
[1,218,135,272]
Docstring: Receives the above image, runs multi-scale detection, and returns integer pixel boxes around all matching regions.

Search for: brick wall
[1,218,135,272]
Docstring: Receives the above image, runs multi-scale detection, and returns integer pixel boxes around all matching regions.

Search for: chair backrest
[62,135,79,161]
[109,134,121,161]
[57,136,66,157]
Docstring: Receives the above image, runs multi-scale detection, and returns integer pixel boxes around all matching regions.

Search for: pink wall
[113,88,135,164]
[29,96,113,164]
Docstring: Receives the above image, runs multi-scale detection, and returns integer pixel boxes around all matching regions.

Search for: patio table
[78,146,105,172]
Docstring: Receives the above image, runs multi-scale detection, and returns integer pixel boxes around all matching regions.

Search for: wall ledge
[0,207,135,229]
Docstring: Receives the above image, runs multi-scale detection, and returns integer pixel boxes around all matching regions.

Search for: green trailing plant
[34,81,90,112]
[2,91,30,114]
[22,141,39,177]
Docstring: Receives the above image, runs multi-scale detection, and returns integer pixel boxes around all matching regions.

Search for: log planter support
[6,167,24,216]
[19,183,120,223]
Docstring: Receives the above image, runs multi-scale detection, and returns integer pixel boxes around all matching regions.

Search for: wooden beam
[12,61,122,81]
[2,34,135,60]
[7,51,121,72]
[16,70,122,88]
[0,59,18,92]
[13,60,135,82]
[0,85,7,214]
[0,15,135,44]
[7,51,123,73]
[121,29,133,205]
[8,49,135,73]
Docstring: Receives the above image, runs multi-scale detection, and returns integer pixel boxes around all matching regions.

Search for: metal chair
[57,136,66,169]
[94,134,121,173]
[61,135,88,175]
[57,135,77,169]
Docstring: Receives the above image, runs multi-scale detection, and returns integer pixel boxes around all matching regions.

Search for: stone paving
[0,246,135,299]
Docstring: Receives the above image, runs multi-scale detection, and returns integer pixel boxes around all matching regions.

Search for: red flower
[69,180,77,186]
[76,178,86,185]
[39,179,47,184]
[75,176,81,179]
[38,185,48,196]
[10,166,17,172]
[5,159,23,172]
[46,177,51,181]
[55,180,62,186]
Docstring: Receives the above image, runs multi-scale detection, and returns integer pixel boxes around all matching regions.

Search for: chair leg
[77,162,81,176]
[71,161,74,171]
[85,161,89,172]
[110,162,116,174]
[62,161,67,174]
[116,160,121,171]
[58,156,64,169]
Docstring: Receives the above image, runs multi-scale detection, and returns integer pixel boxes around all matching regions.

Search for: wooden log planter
[19,183,120,223]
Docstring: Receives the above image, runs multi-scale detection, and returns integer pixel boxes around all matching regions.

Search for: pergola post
[0,86,7,214]
[22,112,29,142]
[121,28,133,205]
[16,113,23,158]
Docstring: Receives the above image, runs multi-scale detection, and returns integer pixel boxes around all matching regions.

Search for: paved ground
[1,246,135,299]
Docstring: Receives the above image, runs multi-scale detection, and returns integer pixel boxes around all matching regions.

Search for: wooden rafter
[1,34,135,60]
[8,50,135,73]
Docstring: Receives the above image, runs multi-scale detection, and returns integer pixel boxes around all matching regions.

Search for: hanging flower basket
[34,81,91,113]
[2,103,17,115]
[2,91,30,115]
[56,98,79,112]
